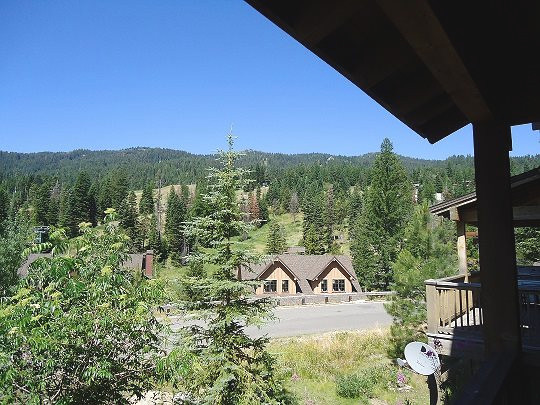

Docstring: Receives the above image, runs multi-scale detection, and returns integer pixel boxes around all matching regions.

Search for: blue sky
[1,1,538,159]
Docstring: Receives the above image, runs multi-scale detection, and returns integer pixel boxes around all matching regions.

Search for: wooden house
[239,254,362,295]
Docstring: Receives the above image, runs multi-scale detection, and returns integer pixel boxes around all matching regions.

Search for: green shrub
[335,365,393,399]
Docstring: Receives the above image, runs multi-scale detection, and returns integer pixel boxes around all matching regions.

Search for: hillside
[2,147,539,190]
[0,147,461,185]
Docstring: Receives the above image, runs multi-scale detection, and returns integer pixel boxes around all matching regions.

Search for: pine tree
[266,221,286,254]
[0,187,9,226]
[139,183,155,215]
[118,191,138,246]
[385,203,456,357]
[31,183,51,225]
[47,180,61,226]
[190,181,210,217]
[351,138,412,290]
[178,134,290,404]
[324,185,336,249]
[110,170,129,212]
[64,172,94,237]
[302,187,327,254]
[515,227,540,264]
[304,224,325,255]
[97,177,113,220]
[288,191,299,222]
[259,195,269,224]
[349,187,363,229]
[165,187,187,261]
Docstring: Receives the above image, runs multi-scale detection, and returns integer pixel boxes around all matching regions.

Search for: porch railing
[426,273,483,336]
[426,274,540,350]
[518,281,540,349]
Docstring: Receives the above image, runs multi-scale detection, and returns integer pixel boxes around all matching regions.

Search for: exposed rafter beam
[376,0,493,124]
[293,0,366,47]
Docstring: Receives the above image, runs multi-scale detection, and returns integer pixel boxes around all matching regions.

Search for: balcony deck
[425,268,540,364]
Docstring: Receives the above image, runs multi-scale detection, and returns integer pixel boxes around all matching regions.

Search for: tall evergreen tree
[266,221,286,254]
[349,187,363,230]
[139,183,155,215]
[302,186,327,254]
[324,185,336,249]
[30,183,50,225]
[64,172,94,237]
[165,187,187,261]
[110,170,129,212]
[178,135,290,404]
[47,180,61,226]
[385,203,456,357]
[0,187,9,227]
[351,138,412,290]
[118,191,138,247]
[288,191,299,222]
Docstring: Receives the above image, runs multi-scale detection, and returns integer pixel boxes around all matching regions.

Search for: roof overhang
[246,0,540,142]
[256,257,299,281]
[311,256,356,281]
[430,167,540,227]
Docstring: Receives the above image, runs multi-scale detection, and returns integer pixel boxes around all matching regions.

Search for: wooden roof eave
[246,1,540,141]
[257,257,299,281]
[310,256,356,282]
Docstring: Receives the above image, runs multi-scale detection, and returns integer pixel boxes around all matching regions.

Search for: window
[321,279,328,292]
[263,280,277,293]
[282,280,289,293]
[332,279,345,292]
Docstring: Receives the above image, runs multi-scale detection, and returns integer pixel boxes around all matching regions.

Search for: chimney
[143,250,154,278]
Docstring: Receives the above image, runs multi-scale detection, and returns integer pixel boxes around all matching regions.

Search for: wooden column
[473,121,521,355]
[456,221,468,276]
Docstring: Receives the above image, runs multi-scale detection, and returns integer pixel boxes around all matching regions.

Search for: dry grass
[268,329,431,405]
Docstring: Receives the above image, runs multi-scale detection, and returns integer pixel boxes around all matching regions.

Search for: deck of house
[426,268,540,364]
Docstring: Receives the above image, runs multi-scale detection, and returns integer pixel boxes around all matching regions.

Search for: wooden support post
[456,220,468,277]
[473,121,521,355]
[425,281,439,334]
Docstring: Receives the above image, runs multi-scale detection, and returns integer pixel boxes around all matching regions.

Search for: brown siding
[255,263,297,295]
[311,264,354,294]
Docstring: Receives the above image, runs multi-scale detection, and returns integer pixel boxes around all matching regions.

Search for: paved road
[169,301,392,338]
[246,300,392,338]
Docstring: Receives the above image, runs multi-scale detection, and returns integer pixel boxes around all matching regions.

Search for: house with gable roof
[239,254,363,296]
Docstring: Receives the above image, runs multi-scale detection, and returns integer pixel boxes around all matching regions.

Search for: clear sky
[1,1,538,159]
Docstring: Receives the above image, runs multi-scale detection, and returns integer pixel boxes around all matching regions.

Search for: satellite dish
[404,342,440,376]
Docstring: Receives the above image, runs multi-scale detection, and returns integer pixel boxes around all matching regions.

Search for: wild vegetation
[0,211,170,403]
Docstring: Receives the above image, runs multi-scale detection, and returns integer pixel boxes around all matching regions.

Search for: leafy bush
[0,211,170,404]
[335,365,393,400]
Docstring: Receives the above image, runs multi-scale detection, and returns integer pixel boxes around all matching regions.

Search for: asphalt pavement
[246,300,392,338]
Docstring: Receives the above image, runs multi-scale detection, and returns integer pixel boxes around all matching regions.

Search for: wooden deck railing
[426,274,540,351]
[426,273,483,336]
[518,281,540,349]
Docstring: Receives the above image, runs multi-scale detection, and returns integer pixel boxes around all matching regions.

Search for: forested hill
[1,147,539,189]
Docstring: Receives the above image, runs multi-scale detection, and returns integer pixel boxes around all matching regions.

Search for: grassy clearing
[268,329,430,405]
[233,213,304,254]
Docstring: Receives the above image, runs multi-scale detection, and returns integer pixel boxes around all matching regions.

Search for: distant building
[284,246,305,255]
[17,250,154,278]
[239,254,363,295]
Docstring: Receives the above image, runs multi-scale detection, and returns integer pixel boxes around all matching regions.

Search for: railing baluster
[459,289,463,327]
[472,289,477,326]
[466,289,470,327]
